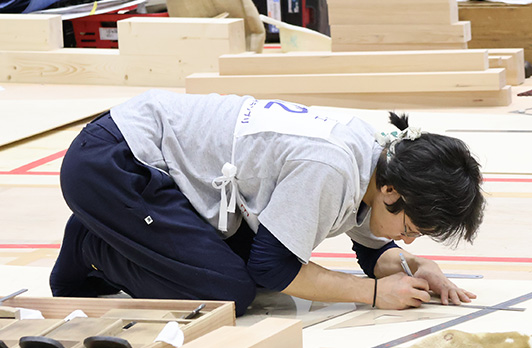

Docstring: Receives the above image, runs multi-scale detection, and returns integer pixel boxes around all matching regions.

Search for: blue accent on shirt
[247,224,302,291]
[352,240,400,278]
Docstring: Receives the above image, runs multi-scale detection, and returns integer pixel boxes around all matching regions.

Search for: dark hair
[375,112,485,244]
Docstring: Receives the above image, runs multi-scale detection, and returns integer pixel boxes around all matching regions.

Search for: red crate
[70,11,169,48]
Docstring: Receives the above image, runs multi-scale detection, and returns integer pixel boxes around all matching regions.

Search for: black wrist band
[372,278,378,308]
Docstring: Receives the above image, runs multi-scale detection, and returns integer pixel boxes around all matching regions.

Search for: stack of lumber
[328,0,471,52]
[0,14,245,87]
[185,49,523,109]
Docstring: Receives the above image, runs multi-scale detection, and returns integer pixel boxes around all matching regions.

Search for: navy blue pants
[50,113,256,316]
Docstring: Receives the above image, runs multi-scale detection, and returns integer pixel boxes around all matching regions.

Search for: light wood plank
[489,56,525,86]
[328,0,458,25]
[241,87,512,109]
[117,17,246,56]
[0,49,124,85]
[488,48,526,86]
[330,22,471,45]
[186,69,506,95]
[179,326,247,348]
[181,318,302,348]
[332,42,468,52]
[0,14,63,51]
[0,84,183,147]
[0,319,64,347]
[219,50,489,76]
[235,318,302,348]
[0,48,218,87]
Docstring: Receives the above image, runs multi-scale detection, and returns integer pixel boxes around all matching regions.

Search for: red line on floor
[0,246,529,264]
[0,171,60,176]
[7,150,67,174]
[1,149,532,184]
[311,252,532,263]
[0,244,61,249]
[484,178,532,183]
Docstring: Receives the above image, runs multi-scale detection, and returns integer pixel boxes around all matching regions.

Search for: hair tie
[375,127,422,162]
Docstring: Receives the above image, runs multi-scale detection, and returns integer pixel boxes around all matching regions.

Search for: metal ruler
[337,269,483,279]
[372,291,532,348]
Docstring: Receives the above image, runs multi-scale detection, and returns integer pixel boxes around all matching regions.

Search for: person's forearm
[373,248,425,278]
[281,261,374,304]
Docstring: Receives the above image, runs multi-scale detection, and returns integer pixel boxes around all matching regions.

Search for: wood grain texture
[0,14,63,51]
[219,50,489,76]
[330,22,471,44]
[186,69,506,95]
[117,17,246,56]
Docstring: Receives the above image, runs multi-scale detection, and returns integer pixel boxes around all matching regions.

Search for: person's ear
[381,185,401,203]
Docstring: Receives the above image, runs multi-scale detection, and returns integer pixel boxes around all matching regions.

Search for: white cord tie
[212,162,238,232]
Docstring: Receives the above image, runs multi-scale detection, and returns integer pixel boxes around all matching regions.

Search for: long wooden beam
[330,22,471,45]
[186,69,506,95]
[328,0,458,25]
[0,49,217,87]
[234,87,512,109]
[218,50,489,76]
[332,42,469,52]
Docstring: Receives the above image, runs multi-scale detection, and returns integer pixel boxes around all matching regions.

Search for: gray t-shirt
[110,89,392,263]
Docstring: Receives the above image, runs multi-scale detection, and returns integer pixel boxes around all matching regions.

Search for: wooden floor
[1,82,531,347]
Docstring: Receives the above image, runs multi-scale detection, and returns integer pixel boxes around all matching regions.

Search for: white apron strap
[211,162,237,232]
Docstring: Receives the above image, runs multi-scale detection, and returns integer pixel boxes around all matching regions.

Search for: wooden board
[45,317,120,345]
[328,0,458,25]
[0,14,63,51]
[489,56,524,86]
[488,48,526,86]
[0,319,15,329]
[219,50,489,76]
[330,22,471,45]
[181,318,303,348]
[186,69,506,95]
[227,87,512,110]
[0,48,218,87]
[0,84,183,147]
[332,42,469,52]
[459,2,532,62]
[0,319,64,346]
[117,17,246,56]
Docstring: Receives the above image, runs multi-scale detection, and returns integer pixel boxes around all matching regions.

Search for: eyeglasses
[401,211,423,238]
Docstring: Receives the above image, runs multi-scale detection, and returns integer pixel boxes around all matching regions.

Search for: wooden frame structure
[0,296,235,347]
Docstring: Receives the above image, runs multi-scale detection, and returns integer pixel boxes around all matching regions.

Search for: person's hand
[414,259,477,305]
[375,272,431,309]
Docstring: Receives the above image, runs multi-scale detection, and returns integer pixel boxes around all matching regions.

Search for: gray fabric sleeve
[258,159,354,263]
